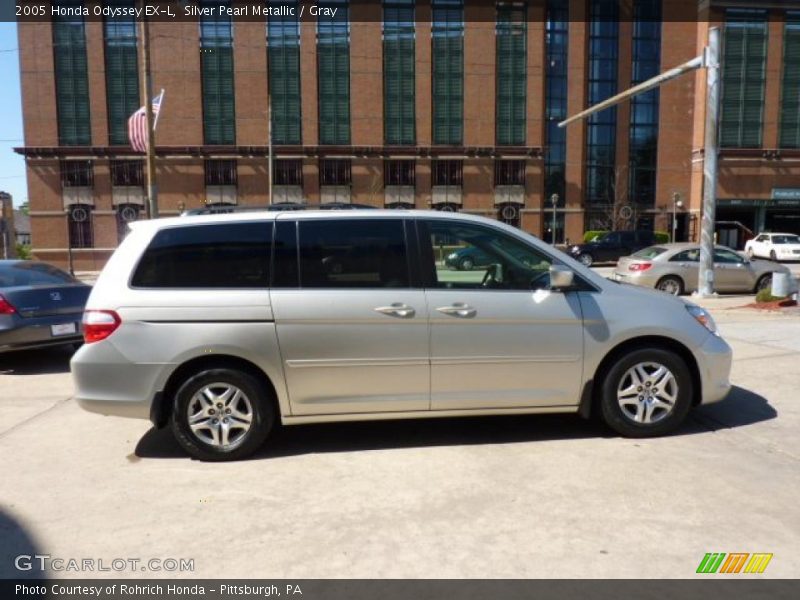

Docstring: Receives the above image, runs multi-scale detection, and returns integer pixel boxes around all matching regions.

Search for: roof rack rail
[181,202,379,216]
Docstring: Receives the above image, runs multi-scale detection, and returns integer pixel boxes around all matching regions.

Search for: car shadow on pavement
[0,346,75,376]
[134,385,775,460]
[686,385,777,433]
[0,508,47,579]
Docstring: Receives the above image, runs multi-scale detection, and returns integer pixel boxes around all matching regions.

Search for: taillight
[83,310,121,343]
[0,294,16,315]
[628,262,653,272]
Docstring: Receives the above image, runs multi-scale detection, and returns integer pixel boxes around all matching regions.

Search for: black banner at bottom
[2,579,798,600]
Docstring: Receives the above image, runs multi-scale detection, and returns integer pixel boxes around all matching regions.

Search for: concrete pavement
[0,306,798,579]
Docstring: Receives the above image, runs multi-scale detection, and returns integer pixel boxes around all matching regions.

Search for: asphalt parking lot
[1,299,798,579]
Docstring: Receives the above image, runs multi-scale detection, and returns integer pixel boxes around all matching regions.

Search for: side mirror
[549,265,575,291]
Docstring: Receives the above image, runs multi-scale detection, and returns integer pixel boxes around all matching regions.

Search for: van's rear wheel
[600,348,692,437]
[171,368,274,461]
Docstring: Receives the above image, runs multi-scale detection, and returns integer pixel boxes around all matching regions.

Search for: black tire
[600,348,693,438]
[459,257,475,271]
[170,368,274,461]
[756,273,772,293]
[656,275,684,296]
[578,253,594,267]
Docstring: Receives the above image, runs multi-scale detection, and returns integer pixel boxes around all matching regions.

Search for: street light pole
[672,192,683,242]
[139,18,158,219]
[697,27,721,297]
[551,193,559,245]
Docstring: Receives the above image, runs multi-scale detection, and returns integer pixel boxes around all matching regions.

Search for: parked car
[744,232,800,262]
[0,260,90,353]
[444,246,493,270]
[568,230,657,266]
[72,211,732,461]
[612,243,793,296]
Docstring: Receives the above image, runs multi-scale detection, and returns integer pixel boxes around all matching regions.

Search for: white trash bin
[771,272,791,298]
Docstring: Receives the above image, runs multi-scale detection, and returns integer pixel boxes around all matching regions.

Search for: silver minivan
[72,210,732,461]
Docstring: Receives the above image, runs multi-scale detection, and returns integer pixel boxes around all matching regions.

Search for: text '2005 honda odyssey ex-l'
[72,210,732,461]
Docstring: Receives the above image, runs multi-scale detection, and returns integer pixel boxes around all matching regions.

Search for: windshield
[0,262,77,287]
[773,235,800,244]
[632,246,667,260]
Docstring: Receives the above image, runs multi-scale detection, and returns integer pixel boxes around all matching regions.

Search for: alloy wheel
[186,383,253,448]
[616,362,678,424]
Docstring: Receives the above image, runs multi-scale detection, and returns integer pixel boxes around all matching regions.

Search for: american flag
[128,90,164,153]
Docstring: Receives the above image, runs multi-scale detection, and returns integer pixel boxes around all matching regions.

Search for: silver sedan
[612,243,792,295]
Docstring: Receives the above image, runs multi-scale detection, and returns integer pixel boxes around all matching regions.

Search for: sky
[0,21,26,208]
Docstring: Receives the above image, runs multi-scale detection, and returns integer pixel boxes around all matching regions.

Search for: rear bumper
[71,341,171,421]
[0,313,83,353]
[696,333,733,405]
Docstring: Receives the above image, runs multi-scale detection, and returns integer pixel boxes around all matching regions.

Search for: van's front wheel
[600,348,692,437]
[171,368,274,461]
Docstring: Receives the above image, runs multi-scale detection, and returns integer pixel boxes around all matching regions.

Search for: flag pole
[140,17,159,219]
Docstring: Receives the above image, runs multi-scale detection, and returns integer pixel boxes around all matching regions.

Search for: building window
[494,160,526,186]
[585,0,619,205]
[317,1,351,145]
[205,160,237,186]
[432,159,462,186]
[67,204,93,249]
[111,160,143,187]
[628,0,661,206]
[200,0,236,145]
[780,13,800,148]
[496,2,526,146]
[104,3,139,146]
[268,0,302,145]
[721,9,767,148]
[319,159,351,186]
[274,159,304,185]
[116,203,140,243]
[432,0,464,145]
[545,0,568,205]
[497,203,521,228]
[384,0,416,145]
[52,1,91,146]
[60,160,93,188]
[384,160,416,186]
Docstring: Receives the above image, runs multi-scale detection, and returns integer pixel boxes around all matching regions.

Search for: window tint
[774,234,800,244]
[272,219,299,287]
[671,249,700,262]
[714,248,744,264]
[0,262,76,287]
[297,219,410,288]
[131,222,271,288]
[423,220,553,291]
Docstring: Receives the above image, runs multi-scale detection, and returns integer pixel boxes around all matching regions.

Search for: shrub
[583,230,608,243]
[15,244,32,260]
[654,231,670,244]
[755,288,782,303]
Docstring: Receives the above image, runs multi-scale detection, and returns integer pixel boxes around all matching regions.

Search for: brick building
[15,0,800,271]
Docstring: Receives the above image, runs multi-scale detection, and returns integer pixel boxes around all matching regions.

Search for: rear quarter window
[131,222,272,288]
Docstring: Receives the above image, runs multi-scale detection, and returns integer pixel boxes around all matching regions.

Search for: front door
[270,217,430,416]
[418,219,585,411]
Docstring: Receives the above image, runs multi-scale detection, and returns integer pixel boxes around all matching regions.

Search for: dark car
[444,247,494,270]
[0,261,90,353]
[568,230,657,266]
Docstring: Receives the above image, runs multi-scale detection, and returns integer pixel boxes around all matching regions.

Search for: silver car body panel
[72,211,732,426]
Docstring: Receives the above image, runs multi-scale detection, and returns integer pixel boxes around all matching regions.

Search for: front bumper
[696,333,733,405]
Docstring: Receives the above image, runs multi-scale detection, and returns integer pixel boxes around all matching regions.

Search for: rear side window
[670,249,700,262]
[297,219,410,288]
[131,222,271,288]
[0,262,76,287]
[632,246,667,260]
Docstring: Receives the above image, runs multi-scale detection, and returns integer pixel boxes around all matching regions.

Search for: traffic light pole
[559,27,721,297]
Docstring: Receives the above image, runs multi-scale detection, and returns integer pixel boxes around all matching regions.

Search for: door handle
[436,303,477,318]
[374,303,416,318]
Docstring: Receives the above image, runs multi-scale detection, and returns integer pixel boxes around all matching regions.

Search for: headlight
[686,304,718,336]
[571,246,580,253]
[447,252,458,260]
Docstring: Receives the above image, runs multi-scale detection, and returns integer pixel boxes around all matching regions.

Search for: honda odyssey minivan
[72,210,732,461]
